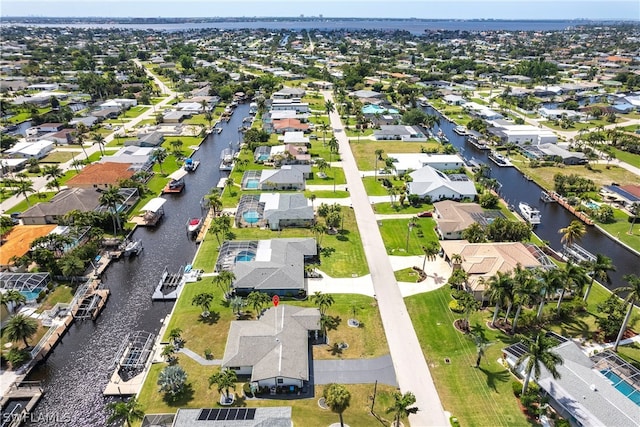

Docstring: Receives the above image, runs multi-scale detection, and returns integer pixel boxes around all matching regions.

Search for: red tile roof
[66,162,134,187]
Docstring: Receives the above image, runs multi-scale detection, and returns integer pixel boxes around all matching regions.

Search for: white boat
[437,129,450,143]
[488,151,513,167]
[519,202,542,225]
[123,240,143,257]
[453,126,468,136]
[186,217,203,234]
[219,148,235,171]
[540,191,556,203]
[183,158,200,172]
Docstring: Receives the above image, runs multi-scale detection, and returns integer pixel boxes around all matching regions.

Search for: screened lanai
[215,241,258,272]
[235,195,266,228]
[0,272,50,301]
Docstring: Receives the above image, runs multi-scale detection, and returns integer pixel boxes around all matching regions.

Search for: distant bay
[1,19,622,34]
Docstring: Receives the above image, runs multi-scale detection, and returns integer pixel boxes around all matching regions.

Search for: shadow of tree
[198,311,221,325]
[478,366,511,392]
[163,383,195,407]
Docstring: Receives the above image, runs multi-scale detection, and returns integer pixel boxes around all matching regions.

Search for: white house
[270,99,310,113]
[5,140,54,159]
[388,153,465,175]
[492,124,557,145]
[407,166,477,201]
[373,125,427,142]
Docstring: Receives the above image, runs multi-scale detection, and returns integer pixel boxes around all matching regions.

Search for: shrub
[512,380,522,397]
[448,299,463,313]
[6,348,31,369]
[555,419,571,427]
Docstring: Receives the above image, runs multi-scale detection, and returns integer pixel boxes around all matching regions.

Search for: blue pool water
[243,211,260,224]
[20,290,42,302]
[600,370,640,406]
[585,201,600,210]
[235,250,256,263]
[246,179,259,189]
[258,154,269,161]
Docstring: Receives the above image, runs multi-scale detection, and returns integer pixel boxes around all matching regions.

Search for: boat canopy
[141,197,167,213]
[168,168,188,181]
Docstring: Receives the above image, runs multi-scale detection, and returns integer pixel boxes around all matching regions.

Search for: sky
[1,0,639,20]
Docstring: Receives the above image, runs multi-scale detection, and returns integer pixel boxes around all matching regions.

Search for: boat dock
[104,331,156,396]
[196,208,214,243]
[0,381,44,426]
[548,191,594,225]
[152,266,185,300]
[71,279,110,321]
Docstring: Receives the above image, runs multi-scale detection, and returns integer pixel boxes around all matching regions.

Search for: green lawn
[350,141,440,171]
[362,176,405,196]
[608,147,640,168]
[303,190,350,199]
[373,202,432,215]
[39,151,76,163]
[378,218,440,256]
[122,106,150,118]
[595,209,640,252]
[305,166,346,186]
[6,191,56,214]
[36,285,74,313]
[406,287,529,427]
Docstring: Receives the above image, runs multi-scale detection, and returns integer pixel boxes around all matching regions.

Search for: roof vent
[590,384,597,392]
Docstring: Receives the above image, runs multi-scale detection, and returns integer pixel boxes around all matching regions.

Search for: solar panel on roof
[206,409,220,420]
[246,408,256,420]
[236,408,247,420]
[217,408,229,420]
[198,409,210,420]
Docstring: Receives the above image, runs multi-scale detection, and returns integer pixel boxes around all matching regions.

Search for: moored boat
[453,126,468,136]
[540,191,556,203]
[186,217,203,234]
[123,239,143,257]
[519,202,542,225]
[488,151,513,167]
[183,158,200,172]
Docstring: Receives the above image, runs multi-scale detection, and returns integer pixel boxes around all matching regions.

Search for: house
[100,146,155,171]
[36,123,64,133]
[373,125,427,142]
[388,153,465,175]
[170,407,293,427]
[439,240,544,300]
[407,166,477,202]
[125,131,164,148]
[433,200,500,240]
[538,107,584,121]
[174,102,203,112]
[256,166,306,191]
[269,99,309,113]
[503,341,639,427]
[222,304,320,389]
[90,107,121,120]
[600,184,640,209]
[99,98,137,110]
[0,158,28,174]
[5,140,54,159]
[443,94,466,105]
[162,110,193,123]
[19,187,138,225]
[47,128,75,145]
[350,89,382,99]
[462,102,503,120]
[66,163,135,190]
[537,144,587,165]
[282,131,310,146]
[0,225,57,268]
[235,193,314,230]
[272,118,310,134]
[272,87,306,99]
[489,124,557,145]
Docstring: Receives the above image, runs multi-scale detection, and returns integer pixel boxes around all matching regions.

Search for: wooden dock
[195,208,214,243]
[549,192,594,225]
[0,381,43,426]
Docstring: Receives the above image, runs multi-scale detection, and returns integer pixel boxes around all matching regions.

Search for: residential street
[322,91,449,426]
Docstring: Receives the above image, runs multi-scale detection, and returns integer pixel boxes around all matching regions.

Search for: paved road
[313,355,397,386]
[322,91,448,426]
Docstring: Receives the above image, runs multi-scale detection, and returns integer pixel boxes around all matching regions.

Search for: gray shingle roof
[172,407,292,427]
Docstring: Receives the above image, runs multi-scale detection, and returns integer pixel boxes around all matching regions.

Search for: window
[277,378,284,384]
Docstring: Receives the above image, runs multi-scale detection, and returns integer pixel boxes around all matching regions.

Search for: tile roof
[0,225,57,265]
[66,162,134,187]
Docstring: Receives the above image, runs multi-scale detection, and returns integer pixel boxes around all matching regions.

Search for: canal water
[424,106,639,289]
[25,104,249,426]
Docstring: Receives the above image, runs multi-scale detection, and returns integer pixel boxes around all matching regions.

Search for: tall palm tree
[327,136,339,163]
[613,274,640,352]
[0,290,27,313]
[628,202,639,235]
[152,147,168,174]
[319,122,330,146]
[4,313,38,348]
[92,133,106,156]
[106,397,144,427]
[555,262,588,314]
[74,123,90,159]
[205,191,223,216]
[191,292,214,317]
[209,369,237,401]
[516,331,563,395]
[247,291,271,318]
[558,220,586,249]
[15,178,34,207]
[581,254,616,302]
[42,165,63,191]
[309,193,317,209]
[99,185,125,235]
[386,391,419,427]
[214,270,235,299]
[323,383,351,427]
[312,291,334,316]
[511,266,537,333]
[484,271,514,327]
[538,268,562,319]
[374,148,384,180]
[324,99,335,118]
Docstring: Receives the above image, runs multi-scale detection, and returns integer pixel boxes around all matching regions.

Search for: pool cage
[0,272,50,301]
[112,331,155,382]
[215,241,258,272]
[241,170,262,190]
[591,350,640,402]
[254,145,271,163]
[235,195,265,228]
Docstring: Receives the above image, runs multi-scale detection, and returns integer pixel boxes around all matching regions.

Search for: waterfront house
[170,407,293,427]
[489,123,557,145]
[0,225,57,269]
[407,166,477,202]
[66,162,135,190]
[388,153,465,175]
[272,87,306,99]
[125,131,164,148]
[373,125,427,142]
[99,146,155,171]
[433,200,500,240]
[537,144,587,165]
[272,118,310,134]
[257,166,306,191]
[269,99,310,113]
[235,193,314,230]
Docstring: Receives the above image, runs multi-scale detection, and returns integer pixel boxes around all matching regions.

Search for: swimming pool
[585,201,600,210]
[234,250,256,263]
[245,179,259,189]
[257,154,269,162]
[242,210,260,224]
[600,369,640,406]
[20,289,42,302]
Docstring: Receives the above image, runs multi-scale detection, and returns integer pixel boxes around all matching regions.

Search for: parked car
[417,211,432,218]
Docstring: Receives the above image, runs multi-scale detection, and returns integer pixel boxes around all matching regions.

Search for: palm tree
[74,123,90,159]
[0,290,27,313]
[538,268,563,319]
[555,262,588,314]
[225,176,235,195]
[327,136,339,163]
[324,99,335,118]
[613,274,640,352]
[106,397,144,427]
[323,383,351,427]
[152,147,168,174]
[485,271,514,327]
[309,193,317,209]
[205,191,223,217]
[214,270,235,299]
[558,220,586,249]
[581,254,616,302]
[459,291,480,332]
[92,133,106,156]
[161,343,178,364]
[99,185,125,235]
[42,165,63,190]
[312,291,334,316]
[311,223,327,247]
[319,122,331,146]
[247,291,270,318]
[4,314,38,348]
[386,391,418,427]
[15,178,34,207]
[628,202,639,235]
[374,148,384,180]
[315,158,330,177]
[511,266,537,333]
[229,295,246,316]
[515,331,563,395]
[191,292,214,317]
[209,369,237,401]
[168,328,183,347]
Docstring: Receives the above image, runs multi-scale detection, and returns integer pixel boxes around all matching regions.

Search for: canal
[25,104,249,426]
[424,106,639,289]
